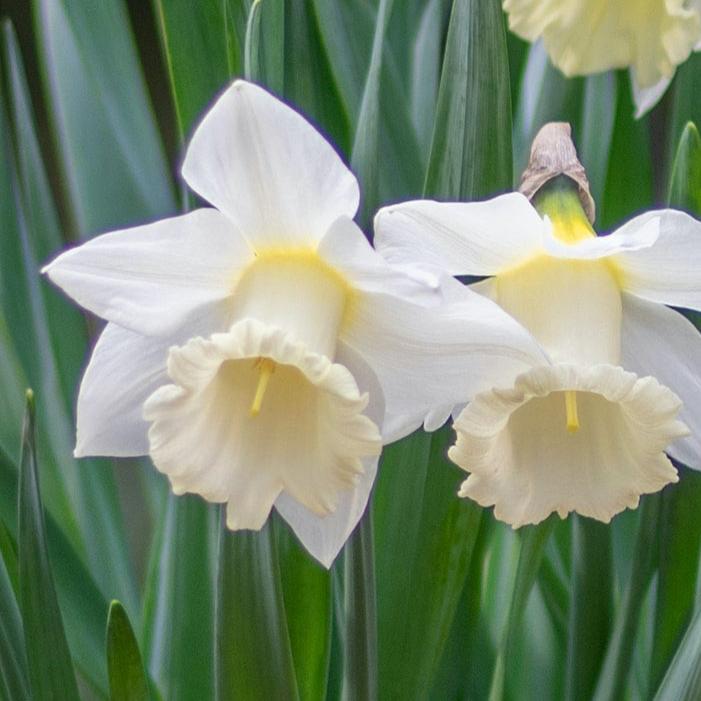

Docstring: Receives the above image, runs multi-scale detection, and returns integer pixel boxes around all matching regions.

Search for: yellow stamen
[565,390,580,433]
[250,358,276,416]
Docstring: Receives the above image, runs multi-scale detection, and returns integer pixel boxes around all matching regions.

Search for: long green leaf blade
[106,600,149,701]
[18,391,79,701]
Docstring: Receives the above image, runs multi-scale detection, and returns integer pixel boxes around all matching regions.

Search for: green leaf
[424,0,512,199]
[215,518,298,700]
[0,446,109,696]
[106,601,149,701]
[652,606,701,701]
[350,0,395,225]
[375,428,482,698]
[669,53,701,170]
[0,519,29,701]
[667,122,701,214]
[244,0,284,95]
[142,495,215,701]
[592,496,660,701]
[565,518,612,701]
[33,0,176,236]
[1,22,139,612]
[488,517,555,701]
[18,391,80,701]
[277,525,332,701]
[154,0,239,143]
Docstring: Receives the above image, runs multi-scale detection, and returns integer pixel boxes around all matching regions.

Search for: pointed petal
[275,342,384,567]
[342,285,547,422]
[76,302,234,458]
[621,293,701,469]
[182,80,359,248]
[452,364,687,527]
[373,193,544,276]
[543,212,660,259]
[318,216,437,304]
[632,72,672,119]
[43,209,251,336]
[616,210,701,311]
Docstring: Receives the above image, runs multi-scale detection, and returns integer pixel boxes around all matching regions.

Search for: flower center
[250,357,276,416]
[231,248,354,359]
[564,390,579,433]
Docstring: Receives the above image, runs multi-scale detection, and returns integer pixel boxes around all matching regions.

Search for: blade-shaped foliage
[106,600,149,701]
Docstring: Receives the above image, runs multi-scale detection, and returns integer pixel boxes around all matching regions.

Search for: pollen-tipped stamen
[250,358,276,416]
[565,390,580,433]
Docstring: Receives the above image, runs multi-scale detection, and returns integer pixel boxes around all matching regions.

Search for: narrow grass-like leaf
[488,518,556,701]
[592,496,660,701]
[244,0,284,94]
[579,73,618,211]
[18,391,79,701]
[106,600,149,701]
[154,0,238,143]
[425,0,512,199]
[215,519,298,700]
[1,23,139,611]
[565,518,612,701]
[142,495,215,701]
[0,523,29,701]
[33,0,175,235]
[350,0,395,225]
[276,524,331,701]
[667,122,701,214]
[669,53,701,170]
[653,606,701,701]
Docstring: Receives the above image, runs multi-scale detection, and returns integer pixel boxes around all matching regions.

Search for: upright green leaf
[18,391,79,701]
[33,0,175,236]
[653,606,701,701]
[106,601,149,701]
[565,518,612,701]
[425,0,512,199]
[667,122,701,214]
[142,495,215,701]
[244,0,284,94]
[669,53,701,172]
[489,518,555,701]
[215,520,298,701]
[1,23,139,611]
[0,521,29,701]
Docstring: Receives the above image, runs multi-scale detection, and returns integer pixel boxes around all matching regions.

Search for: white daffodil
[44,80,545,566]
[503,0,701,117]
[375,129,701,527]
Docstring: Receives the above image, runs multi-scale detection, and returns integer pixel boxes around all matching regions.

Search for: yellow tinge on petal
[503,0,701,88]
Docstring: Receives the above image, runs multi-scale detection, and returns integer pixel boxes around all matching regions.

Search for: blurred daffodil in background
[503,0,701,116]
[375,123,701,526]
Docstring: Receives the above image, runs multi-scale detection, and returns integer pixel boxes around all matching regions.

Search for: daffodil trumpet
[375,122,701,527]
[43,80,545,565]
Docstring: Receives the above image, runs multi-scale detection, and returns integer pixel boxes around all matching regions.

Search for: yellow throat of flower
[564,390,579,433]
[250,357,276,416]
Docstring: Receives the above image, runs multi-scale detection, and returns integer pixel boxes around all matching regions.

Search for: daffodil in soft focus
[502,0,701,117]
[374,123,701,528]
[43,80,545,565]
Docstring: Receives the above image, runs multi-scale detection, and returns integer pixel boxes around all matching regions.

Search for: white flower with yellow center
[43,80,545,565]
[375,127,701,527]
[503,0,701,116]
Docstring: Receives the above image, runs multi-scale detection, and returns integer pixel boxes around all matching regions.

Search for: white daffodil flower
[43,80,545,566]
[502,0,701,117]
[375,172,701,528]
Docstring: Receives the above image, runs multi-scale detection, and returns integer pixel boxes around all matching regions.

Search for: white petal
[616,210,701,311]
[43,209,250,336]
[452,363,687,527]
[318,216,437,305]
[632,72,672,119]
[76,302,234,458]
[182,80,359,248]
[341,285,548,421]
[621,292,701,469]
[373,193,544,276]
[143,319,381,540]
[274,343,384,567]
[542,212,660,260]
